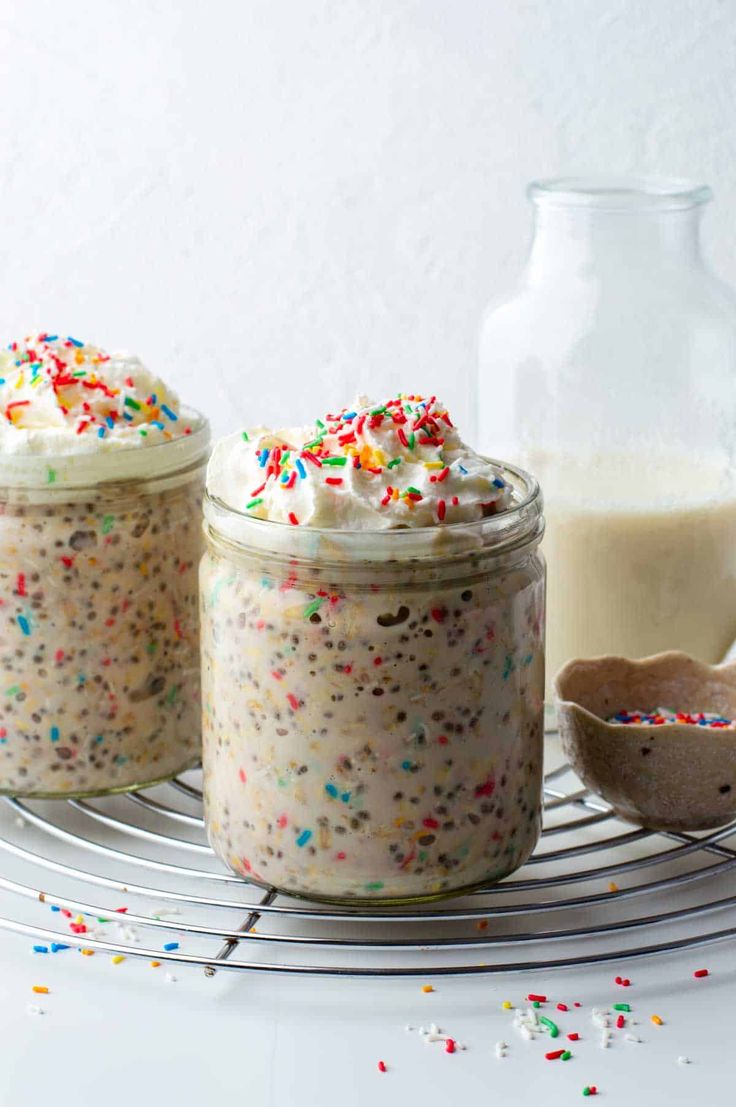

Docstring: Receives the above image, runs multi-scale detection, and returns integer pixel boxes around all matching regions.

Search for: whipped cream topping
[0,333,193,456]
[207,394,513,529]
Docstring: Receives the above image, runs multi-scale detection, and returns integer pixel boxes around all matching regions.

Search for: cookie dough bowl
[0,421,209,798]
[201,461,546,904]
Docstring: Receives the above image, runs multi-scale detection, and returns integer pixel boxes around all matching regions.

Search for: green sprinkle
[46,467,57,484]
[124,396,141,410]
[102,515,115,535]
[364,881,384,891]
[72,370,87,378]
[408,432,416,449]
[303,598,325,620]
[561,1051,572,1061]
[370,406,387,415]
[146,642,157,655]
[532,1000,541,1009]
[613,1003,631,1012]
[304,437,325,450]
[539,1016,559,1037]
[321,456,347,467]
[5,686,20,697]
[97,917,109,923]
[139,428,148,437]
[387,457,401,469]
[406,486,421,496]
[583,1090,591,1098]
[241,430,249,441]
[315,419,326,430]
[246,497,264,510]
[280,451,290,466]
[165,685,178,705]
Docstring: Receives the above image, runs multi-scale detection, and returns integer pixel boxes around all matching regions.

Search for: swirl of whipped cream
[0,333,193,456]
[207,394,513,529]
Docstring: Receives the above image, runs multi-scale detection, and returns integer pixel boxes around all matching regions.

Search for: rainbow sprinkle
[609,707,735,729]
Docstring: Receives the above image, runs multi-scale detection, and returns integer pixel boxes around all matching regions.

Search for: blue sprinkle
[33,945,49,953]
[50,905,61,912]
[17,615,31,636]
[281,471,290,483]
[324,783,338,798]
[258,448,270,468]
[97,426,106,438]
[492,477,505,489]
[94,734,104,744]
[149,420,165,430]
[149,393,157,405]
[0,378,5,385]
[123,411,133,422]
[160,403,178,422]
[342,411,357,420]
[401,760,413,771]
[67,336,84,348]
[105,416,115,429]
[458,464,468,474]
[296,829,312,847]
[44,335,58,342]
[51,943,70,952]
[162,941,179,951]
[50,726,60,742]
[340,792,351,803]
[295,458,306,480]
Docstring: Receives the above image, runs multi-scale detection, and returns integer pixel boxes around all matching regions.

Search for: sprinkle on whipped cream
[0,333,191,455]
[207,394,514,528]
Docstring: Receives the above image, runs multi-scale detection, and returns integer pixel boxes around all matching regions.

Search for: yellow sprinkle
[608,881,619,893]
[74,915,84,924]
[32,985,49,994]
[421,984,434,993]
[393,817,404,828]
[150,960,161,968]
[15,372,24,389]
[75,351,84,364]
[391,487,399,500]
[423,461,443,469]
[112,955,125,965]
[81,948,94,956]
[502,1000,513,1009]
[651,1014,664,1025]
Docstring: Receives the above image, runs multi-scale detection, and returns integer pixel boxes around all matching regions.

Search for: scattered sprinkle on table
[421,984,434,993]
[32,985,49,994]
[608,882,619,892]
[582,1087,598,1097]
[693,968,709,978]
[80,948,94,956]
[651,1014,664,1025]
[162,942,179,951]
[112,955,125,965]
[502,1000,513,1010]
[377,1061,387,1073]
[149,960,161,968]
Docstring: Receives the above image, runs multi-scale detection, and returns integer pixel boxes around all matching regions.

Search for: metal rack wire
[0,739,735,977]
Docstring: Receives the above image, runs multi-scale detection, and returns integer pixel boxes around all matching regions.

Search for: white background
[1,0,735,438]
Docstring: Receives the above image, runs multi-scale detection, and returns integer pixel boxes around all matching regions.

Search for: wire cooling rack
[0,736,735,978]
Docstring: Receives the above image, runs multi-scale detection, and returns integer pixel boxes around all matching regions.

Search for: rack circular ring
[1,745,735,977]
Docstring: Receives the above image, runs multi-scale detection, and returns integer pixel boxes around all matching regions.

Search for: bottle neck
[527,205,703,280]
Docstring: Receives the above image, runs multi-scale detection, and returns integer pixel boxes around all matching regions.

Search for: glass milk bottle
[478,177,736,695]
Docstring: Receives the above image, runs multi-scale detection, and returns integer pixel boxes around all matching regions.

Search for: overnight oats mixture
[202,393,545,901]
[0,333,209,796]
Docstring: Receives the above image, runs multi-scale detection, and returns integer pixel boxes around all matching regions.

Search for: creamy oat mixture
[0,334,208,795]
[202,394,544,900]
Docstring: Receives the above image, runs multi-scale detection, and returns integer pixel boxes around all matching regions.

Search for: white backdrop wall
[0,0,735,439]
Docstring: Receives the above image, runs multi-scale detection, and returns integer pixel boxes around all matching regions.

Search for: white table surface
[2,920,733,1106]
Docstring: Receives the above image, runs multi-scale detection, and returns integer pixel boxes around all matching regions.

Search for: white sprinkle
[15,816,26,829]
[495,1041,507,1058]
[165,972,177,983]
[404,1025,413,1032]
[424,1034,446,1043]
[428,1023,441,1036]
[521,1025,534,1040]
[600,1029,612,1048]
[678,1056,692,1065]
[27,1004,44,1016]
[625,1033,641,1043]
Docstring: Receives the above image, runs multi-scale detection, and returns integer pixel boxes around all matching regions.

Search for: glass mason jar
[478,177,736,696]
[0,418,210,796]
[201,463,545,904]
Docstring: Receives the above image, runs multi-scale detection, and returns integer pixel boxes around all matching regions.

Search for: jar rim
[0,406,210,489]
[528,176,712,212]
[204,457,543,563]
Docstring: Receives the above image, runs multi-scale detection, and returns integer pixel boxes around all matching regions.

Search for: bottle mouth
[528,176,712,212]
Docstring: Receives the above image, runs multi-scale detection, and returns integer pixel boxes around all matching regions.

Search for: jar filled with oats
[202,394,545,903]
[0,334,209,796]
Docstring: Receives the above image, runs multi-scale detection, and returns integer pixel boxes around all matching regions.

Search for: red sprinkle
[286,693,300,711]
[239,769,247,783]
[444,1039,456,1054]
[325,477,343,486]
[377,1061,387,1073]
[528,994,547,1002]
[694,968,709,978]
[545,1049,565,1061]
[437,499,446,521]
[567,1032,580,1041]
[16,573,26,597]
[616,1014,625,1029]
[557,1003,568,1012]
[288,512,299,526]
